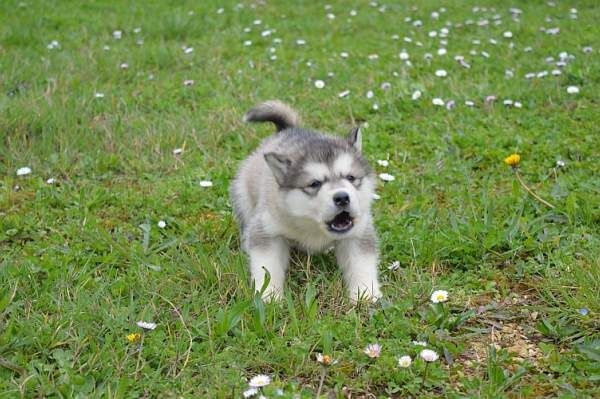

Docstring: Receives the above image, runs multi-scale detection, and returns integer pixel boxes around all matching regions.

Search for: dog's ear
[264,152,291,186]
[347,126,362,152]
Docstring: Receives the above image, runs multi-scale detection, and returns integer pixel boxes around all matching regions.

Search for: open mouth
[327,211,354,233]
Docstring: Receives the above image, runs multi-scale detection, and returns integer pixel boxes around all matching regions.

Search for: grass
[1,0,599,397]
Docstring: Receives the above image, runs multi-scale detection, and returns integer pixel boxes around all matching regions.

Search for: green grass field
[1,0,599,397]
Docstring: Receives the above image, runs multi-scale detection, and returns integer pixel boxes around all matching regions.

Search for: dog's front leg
[335,231,382,303]
[248,236,289,301]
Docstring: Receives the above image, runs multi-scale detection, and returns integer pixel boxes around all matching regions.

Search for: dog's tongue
[330,212,352,231]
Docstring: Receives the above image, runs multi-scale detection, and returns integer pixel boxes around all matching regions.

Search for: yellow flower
[127,333,141,343]
[504,153,521,167]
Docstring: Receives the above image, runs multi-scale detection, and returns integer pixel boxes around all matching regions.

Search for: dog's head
[264,127,375,237]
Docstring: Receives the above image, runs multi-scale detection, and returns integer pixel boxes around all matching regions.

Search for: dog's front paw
[258,285,284,303]
[348,285,382,304]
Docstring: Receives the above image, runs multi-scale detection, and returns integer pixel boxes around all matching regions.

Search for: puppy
[230,101,381,302]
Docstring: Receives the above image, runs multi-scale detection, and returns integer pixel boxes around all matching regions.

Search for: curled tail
[244,100,300,132]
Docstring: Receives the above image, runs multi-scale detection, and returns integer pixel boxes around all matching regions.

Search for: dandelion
[504,153,555,209]
[504,153,521,167]
[126,333,141,343]
[420,349,439,362]
[136,321,157,330]
[430,290,449,303]
[363,343,382,358]
[16,167,32,176]
[398,355,412,368]
[248,375,271,388]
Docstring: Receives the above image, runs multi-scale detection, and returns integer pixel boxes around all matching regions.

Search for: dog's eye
[308,180,322,189]
[346,175,356,182]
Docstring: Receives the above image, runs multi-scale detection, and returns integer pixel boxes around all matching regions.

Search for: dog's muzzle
[326,211,354,233]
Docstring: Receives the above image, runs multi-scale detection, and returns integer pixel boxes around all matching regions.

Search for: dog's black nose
[333,191,350,207]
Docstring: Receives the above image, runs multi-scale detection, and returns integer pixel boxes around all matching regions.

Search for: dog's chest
[277,220,334,253]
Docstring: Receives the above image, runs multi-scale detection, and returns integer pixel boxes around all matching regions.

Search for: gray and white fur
[230,100,381,302]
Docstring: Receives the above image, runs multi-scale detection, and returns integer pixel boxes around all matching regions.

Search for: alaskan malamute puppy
[231,101,381,302]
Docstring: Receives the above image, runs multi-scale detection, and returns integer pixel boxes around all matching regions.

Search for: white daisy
[314,80,325,89]
[412,90,422,100]
[420,349,439,362]
[412,340,427,347]
[435,69,447,77]
[377,159,389,167]
[387,261,400,270]
[338,90,350,98]
[398,355,412,368]
[248,375,271,388]
[183,80,194,86]
[432,98,445,106]
[16,167,32,176]
[363,343,382,358]
[157,220,166,229]
[566,86,579,94]
[46,178,56,184]
[199,180,213,187]
[136,321,157,330]
[243,388,258,398]
[94,92,105,98]
[113,30,122,39]
[172,148,183,155]
[378,173,395,182]
[430,290,449,303]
